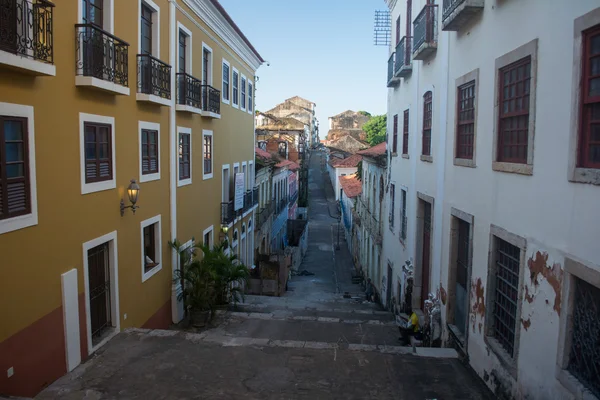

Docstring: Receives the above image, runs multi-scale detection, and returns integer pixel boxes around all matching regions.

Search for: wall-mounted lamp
[120,179,140,216]
[221,224,229,234]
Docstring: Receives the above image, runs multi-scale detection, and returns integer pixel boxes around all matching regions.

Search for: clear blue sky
[219,0,388,136]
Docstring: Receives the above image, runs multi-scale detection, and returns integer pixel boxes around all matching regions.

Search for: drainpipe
[168,0,182,324]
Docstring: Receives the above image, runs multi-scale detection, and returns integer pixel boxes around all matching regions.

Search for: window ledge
[555,367,597,399]
[483,335,517,379]
[140,172,160,183]
[82,179,116,195]
[176,105,202,115]
[454,158,476,168]
[0,212,38,235]
[177,178,192,187]
[492,161,533,176]
[401,154,409,159]
[142,264,162,283]
[76,76,130,96]
[420,155,433,163]
[391,152,398,157]
[136,93,171,106]
[569,167,600,185]
[413,43,437,61]
[201,111,221,119]
[203,173,214,181]
[0,51,56,76]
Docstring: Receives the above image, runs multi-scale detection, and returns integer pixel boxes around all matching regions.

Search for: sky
[219,0,389,137]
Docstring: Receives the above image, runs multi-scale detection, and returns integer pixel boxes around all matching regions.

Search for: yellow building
[0,0,263,396]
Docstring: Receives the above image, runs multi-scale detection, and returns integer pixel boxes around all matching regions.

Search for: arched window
[422,91,433,156]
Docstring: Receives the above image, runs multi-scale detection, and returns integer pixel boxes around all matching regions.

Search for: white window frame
[240,74,247,111]
[138,0,160,57]
[203,225,214,249]
[82,230,120,355]
[222,164,230,202]
[177,126,192,187]
[141,215,162,282]
[232,67,239,109]
[176,22,193,73]
[78,0,114,33]
[242,161,248,191]
[201,42,213,86]
[248,81,253,113]
[0,102,38,235]
[202,129,213,180]
[249,161,254,189]
[222,58,230,104]
[138,121,160,183]
[79,113,116,195]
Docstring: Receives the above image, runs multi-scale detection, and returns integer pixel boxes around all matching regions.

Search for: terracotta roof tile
[275,159,300,171]
[357,142,387,157]
[255,147,272,160]
[329,154,362,168]
[339,174,362,198]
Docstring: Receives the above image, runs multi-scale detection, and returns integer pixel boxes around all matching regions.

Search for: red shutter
[396,16,401,45]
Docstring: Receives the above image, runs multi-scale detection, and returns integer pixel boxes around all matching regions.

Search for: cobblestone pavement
[36,151,493,400]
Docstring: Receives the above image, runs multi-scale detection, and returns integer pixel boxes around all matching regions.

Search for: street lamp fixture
[120,179,140,216]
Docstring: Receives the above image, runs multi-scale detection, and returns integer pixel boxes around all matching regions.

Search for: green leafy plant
[358,110,372,117]
[363,114,387,146]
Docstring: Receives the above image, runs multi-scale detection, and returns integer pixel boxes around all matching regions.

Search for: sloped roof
[327,135,369,154]
[329,153,362,168]
[339,174,362,198]
[257,113,305,131]
[275,159,300,171]
[255,147,272,161]
[357,142,387,157]
[286,96,315,108]
[330,110,357,119]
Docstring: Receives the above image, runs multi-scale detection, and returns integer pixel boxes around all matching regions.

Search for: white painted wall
[328,166,358,201]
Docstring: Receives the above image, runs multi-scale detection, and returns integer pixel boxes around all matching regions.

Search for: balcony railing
[289,191,298,206]
[394,36,412,77]
[243,190,252,212]
[137,54,171,99]
[253,187,259,206]
[201,84,221,115]
[75,24,129,87]
[257,202,274,227]
[442,0,484,31]
[176,72,201,109]
[0,0,54,64]
[275,198,288,215]
[221,200,234,225]
[413,4,438,60]
[387,52,397,88]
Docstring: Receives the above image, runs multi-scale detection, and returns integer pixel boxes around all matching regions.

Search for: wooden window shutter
[1,117,31,220]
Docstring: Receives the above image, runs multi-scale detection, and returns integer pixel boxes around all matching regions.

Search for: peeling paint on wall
[526,251,563,316]
[470,278,486,333]
[521,318,531,331]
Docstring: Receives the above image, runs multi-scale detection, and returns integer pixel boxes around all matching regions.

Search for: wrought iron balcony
[0,0,54,71]
[394,36,412,78]
[257,202,274,228]
[442,0,484,31]
[137,54,171,101]
[176,72,202,110]
[413,4,438,61]
[253,187,259,206]
[387,52,399,88]
[201,84,221,116]
[75,24,129,89]
[221,200,234,225]
[243,190,252,212]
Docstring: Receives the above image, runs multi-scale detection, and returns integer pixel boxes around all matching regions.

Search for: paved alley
[36,152,493,400]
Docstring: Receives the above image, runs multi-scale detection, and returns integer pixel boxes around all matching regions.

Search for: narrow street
[36,152,492,400]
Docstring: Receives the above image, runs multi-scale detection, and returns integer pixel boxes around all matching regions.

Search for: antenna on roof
[373,10,391,46]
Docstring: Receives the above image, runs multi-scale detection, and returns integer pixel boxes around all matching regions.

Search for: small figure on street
[365,278,374,301]
[397,307,421,345]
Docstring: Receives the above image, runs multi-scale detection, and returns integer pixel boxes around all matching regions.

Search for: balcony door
[0,0,18,54]
[421,201,432,309]
[88,243,112,345]
[178,30,187,104]
[82,0,105,79]
[140,4,153,93]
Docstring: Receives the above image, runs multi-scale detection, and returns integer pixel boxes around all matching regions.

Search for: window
[492,237,520,357]
[203,130,213,179]
[396,15,401,45]
[579,25,600,169]
[402,109,409,155]
[400,189,407,241]
[84,122,112,183]
[241,75,247,110]
[178,30,187,73]
[222,60,230,103]
[567,278,600,397]
[497,57,531,164]
[406,0,412,37]
[422,91,432,157]
[389,184,395,228]
[248,82,253,112]
[141,215,161,282]
[141,129,158,175]
[202,43,212,85]
[232,68,239,107]
[456,81,475,160]
[258,141,267,151]
[82,0,104,27]
[278,142,287,158]
[392,114,398,153]
[140,4,153,55]
[177,129,191,185]
[0,116,30,220]
[203,226,213,250]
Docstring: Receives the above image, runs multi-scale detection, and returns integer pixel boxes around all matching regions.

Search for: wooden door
[140,4,153,93]
[421,202,431,309]
[88,243,111,344]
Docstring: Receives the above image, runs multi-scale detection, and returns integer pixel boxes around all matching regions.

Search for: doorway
[419,199,432,310]
[386,263,393,310]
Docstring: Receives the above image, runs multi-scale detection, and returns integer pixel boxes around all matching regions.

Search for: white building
[339,174,362,257]
[383,1,600,399]
[356,143,387,300]
[327,154,362,201]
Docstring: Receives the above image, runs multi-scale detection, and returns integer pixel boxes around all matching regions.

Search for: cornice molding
[178,0,263,72]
